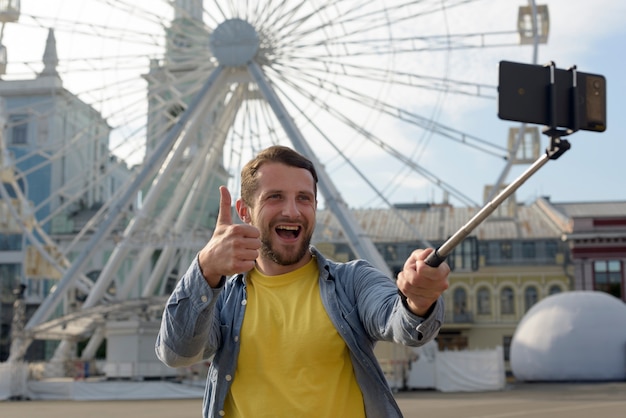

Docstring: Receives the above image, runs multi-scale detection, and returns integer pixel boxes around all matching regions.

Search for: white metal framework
[0,0,546,365]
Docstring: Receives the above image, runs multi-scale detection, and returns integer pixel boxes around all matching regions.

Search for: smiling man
[156,145,450,418]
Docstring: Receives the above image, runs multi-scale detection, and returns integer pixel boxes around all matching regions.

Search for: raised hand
[396,248,450,317]
[197,186,261,287]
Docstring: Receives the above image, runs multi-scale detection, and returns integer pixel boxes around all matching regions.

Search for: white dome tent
[510,291,626,382]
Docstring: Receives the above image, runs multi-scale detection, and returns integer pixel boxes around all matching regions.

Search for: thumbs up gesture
[197,186,261,287]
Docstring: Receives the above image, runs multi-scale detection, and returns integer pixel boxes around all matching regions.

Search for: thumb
[216,185,233,225]
[416,248,435,261]
[404,248,435,272]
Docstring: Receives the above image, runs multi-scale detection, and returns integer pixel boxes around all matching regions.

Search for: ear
[236,199,251,223]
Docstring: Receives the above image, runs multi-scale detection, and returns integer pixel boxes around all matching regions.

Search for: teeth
[277,225,299,231]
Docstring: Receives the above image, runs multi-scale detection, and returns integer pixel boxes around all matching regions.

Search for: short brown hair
[240,145,318,206]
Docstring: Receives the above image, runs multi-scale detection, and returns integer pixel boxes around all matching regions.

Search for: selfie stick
[425,62,576,268]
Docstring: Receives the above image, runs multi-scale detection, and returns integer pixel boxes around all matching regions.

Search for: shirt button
[241,299,247,305]
[234,336,239,342]
[225,375,232,381]
[219,411,225,416]
[201,295,208,303]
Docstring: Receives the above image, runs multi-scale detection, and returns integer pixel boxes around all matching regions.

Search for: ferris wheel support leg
[139,91,241,298]
[45,68,231,364]
[80,327,106,361]
[7,337,30,363]
[81,68,229,311]
[50,338,75,363]
[247,61,392,277]
[15,67,228,362]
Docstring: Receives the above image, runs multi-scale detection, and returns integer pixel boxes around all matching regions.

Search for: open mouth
[275,225,301,240]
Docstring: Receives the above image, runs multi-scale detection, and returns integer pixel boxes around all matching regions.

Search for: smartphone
[498,60,606,132]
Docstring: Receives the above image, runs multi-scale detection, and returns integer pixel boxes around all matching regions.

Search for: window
[0,263,21,298]
[545,241,558,259]
[453,287,468,321]
[522,242,536,259]
[450,237,479,272]
[500,241,513,260]
[172,32,191,49]
[384,245,398,262]
[502,336,513,361]
[10,114,28,145]
[594,260,623,298]
[501,286,515,314]
[0,234,22,251]
[436,332,468,351]
[477,287,491,314]
[548,285,562,295]
[524,286,538,312]
[26,278,42,299]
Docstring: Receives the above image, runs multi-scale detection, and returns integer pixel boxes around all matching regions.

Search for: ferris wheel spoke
[269,76,505,202]
[253,0,310,34]
[284,0,482,47]
[268,63,507,158]
[0,0,546,357]
[271,74,481,207]
[290,29,522,59]
[275,57,497,99]
[280,88,433,244]
[21,13,166,48]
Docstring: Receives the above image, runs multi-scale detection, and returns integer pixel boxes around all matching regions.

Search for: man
[156,145,449,417]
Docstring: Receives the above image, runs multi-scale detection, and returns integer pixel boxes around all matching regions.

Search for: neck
[255,252,313,276]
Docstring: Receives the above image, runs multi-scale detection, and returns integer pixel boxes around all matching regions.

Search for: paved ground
[2,381,626,417]
[395,381,626,418]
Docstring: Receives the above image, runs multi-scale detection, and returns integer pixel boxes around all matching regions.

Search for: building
[556,200,626,299]
[0,0,226,367]
[314,197,626,371]
[0,29,133,361]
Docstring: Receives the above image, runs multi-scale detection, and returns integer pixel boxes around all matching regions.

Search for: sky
[481,0,626,205]
[396,0,626,207]
[1,0,625,209]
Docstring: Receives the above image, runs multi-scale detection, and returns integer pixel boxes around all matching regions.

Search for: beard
[259,224,312,266]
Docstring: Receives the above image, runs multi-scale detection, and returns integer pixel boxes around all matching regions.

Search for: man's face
[242,162,317,271]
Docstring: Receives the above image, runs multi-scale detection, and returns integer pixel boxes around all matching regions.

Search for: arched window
[453,287,467,315]
[501,286,515,315]
[477,287,491,314]
[548,285,562,295]
[524,286,538,312]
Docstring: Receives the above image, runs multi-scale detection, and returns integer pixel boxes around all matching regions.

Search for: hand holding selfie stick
[425,62,577,267]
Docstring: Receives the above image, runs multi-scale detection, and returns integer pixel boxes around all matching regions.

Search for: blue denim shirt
[156,247,444,417]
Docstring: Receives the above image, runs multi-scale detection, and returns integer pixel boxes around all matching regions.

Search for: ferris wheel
[0,0,547,363]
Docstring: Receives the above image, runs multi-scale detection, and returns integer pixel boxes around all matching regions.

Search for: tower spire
[39,28,59,78]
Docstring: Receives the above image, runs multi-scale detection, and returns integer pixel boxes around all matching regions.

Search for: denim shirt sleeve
[394,294,444,344]
[155,257,224,368]
[349,260,444,347]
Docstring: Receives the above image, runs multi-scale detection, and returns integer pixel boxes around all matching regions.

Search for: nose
[281,197,301,218]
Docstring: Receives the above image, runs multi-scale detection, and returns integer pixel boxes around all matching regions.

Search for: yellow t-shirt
[224,258,365,417]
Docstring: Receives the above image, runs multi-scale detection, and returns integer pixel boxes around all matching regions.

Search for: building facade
[556,200,626,300]
[0,29,133,361]
[314,197,626,371]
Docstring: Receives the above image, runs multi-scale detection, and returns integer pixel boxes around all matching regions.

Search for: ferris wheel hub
[209,18,259,67]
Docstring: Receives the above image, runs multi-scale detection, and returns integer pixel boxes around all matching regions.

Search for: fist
[397,248,450,316]
[197,186,261,287]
